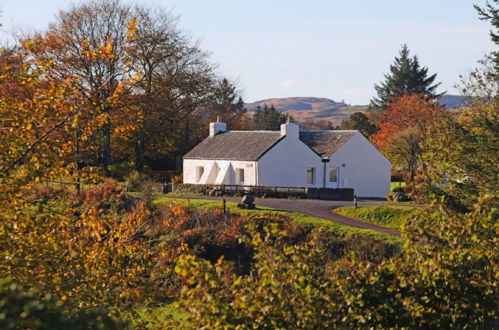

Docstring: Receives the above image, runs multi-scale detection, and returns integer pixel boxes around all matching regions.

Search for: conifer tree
[474,0,499,82]
[252,104,289,130]
[370,44,443,110]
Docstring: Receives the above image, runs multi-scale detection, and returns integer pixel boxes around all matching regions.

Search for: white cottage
[183,119,391,198]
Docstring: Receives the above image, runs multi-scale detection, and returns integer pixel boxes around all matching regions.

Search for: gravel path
[167,195,401,237]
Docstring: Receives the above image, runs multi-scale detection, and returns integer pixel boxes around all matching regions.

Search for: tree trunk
[102,122,112,175]
[135,132,145,171]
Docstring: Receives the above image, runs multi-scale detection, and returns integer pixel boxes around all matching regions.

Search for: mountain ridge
[245,95,465,124]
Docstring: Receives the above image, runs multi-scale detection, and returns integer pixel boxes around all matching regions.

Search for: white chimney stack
[280,119,299,138]
[209,116,227,136]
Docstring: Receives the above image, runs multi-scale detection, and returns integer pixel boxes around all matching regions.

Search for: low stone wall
[172,183,355,201]
[306,188,355,201]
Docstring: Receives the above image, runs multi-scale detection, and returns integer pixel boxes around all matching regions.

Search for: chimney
[280,119,299,138]
[209,116,227,136]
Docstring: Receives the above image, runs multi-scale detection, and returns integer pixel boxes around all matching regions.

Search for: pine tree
[252,104,288,130]
[370,44,443,110]
[474,0,499,83]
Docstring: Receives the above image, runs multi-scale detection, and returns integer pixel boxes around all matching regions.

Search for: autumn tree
[419,2,499,210]
[371,94,447,182]
[28,0,134,173]
[371,45,443,110]
[0,26,157,323]
[115,5,215,171]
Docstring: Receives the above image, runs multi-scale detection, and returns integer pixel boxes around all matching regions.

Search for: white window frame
[329,167,338,183]
[236,168,245,184]
[196,166,204,182]
[306,167,315,185]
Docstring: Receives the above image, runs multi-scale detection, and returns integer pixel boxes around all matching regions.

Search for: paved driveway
[168,195,401,237]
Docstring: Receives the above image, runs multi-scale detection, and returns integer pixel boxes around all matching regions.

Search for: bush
[125,171,148,192]
[387,186,411,201]
[108,161,136,181]
[0,278,122,329]
[171,195,498,328]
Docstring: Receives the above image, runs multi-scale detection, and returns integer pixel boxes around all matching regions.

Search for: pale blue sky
[0,0,495,104]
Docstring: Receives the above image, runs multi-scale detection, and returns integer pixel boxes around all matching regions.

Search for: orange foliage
[371,94,447,150]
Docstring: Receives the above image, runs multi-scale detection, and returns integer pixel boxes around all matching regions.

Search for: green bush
[0,278,122,329]
[125,171,149,192]
[171,195,498,328]
[109,161,136,181]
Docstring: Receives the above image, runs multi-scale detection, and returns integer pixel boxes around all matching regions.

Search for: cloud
[279,79,299,91]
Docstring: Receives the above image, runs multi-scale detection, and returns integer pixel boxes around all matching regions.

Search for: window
[329,168,338,182]
[306,167,315,185]
[236,168,245,184]
[196,166,204,182]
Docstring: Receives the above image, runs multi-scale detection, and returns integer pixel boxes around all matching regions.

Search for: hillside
[245,97,367,125]
[245,95,465,125]
[438,94,466,109]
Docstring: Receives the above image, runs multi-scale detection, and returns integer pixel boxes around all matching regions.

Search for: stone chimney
[280,118,299,138]
[209,116,227,136]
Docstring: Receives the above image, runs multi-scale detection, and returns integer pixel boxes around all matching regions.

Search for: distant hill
[245,95,465,125]
[438,95,467,109]
[245,97,367,125]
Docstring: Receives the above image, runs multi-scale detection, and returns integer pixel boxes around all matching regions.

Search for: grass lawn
[390,181,406,191]
[136,304,188,329]
[154,197,403,244]
[333,205,417,229]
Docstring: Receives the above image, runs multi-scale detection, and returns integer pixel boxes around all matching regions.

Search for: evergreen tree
[339,112,378,136]
[252,104,289,130]
[474,0,499,83]
[370,45,443,110]
[204,78,247,129]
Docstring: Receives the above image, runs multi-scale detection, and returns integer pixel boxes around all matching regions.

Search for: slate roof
[299,130,356,158]
[183,130,356,161]
[183,131,283,161]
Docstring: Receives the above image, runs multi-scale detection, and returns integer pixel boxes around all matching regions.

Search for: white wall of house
[327,132,391,198]
[183,159,257,185]
[257,124,324,187]
[183,122,390,198]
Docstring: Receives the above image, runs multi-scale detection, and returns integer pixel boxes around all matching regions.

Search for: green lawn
[391,181,406,191]
[136,304,188,329]
[154,197,403,244]
[333,205,417,229]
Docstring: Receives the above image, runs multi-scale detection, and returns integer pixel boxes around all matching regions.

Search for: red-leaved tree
[371,94,448,182]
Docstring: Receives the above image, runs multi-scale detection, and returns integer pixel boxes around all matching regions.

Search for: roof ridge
[229,130,280,133]
[300,130,358,133]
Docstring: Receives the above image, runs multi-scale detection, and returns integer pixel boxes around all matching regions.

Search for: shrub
[108,161,136,181]
[125,171,148,192]
[171,195,498,328]
[0,278,122,329]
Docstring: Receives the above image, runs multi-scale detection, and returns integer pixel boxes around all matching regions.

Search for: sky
[0,0,495,104]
